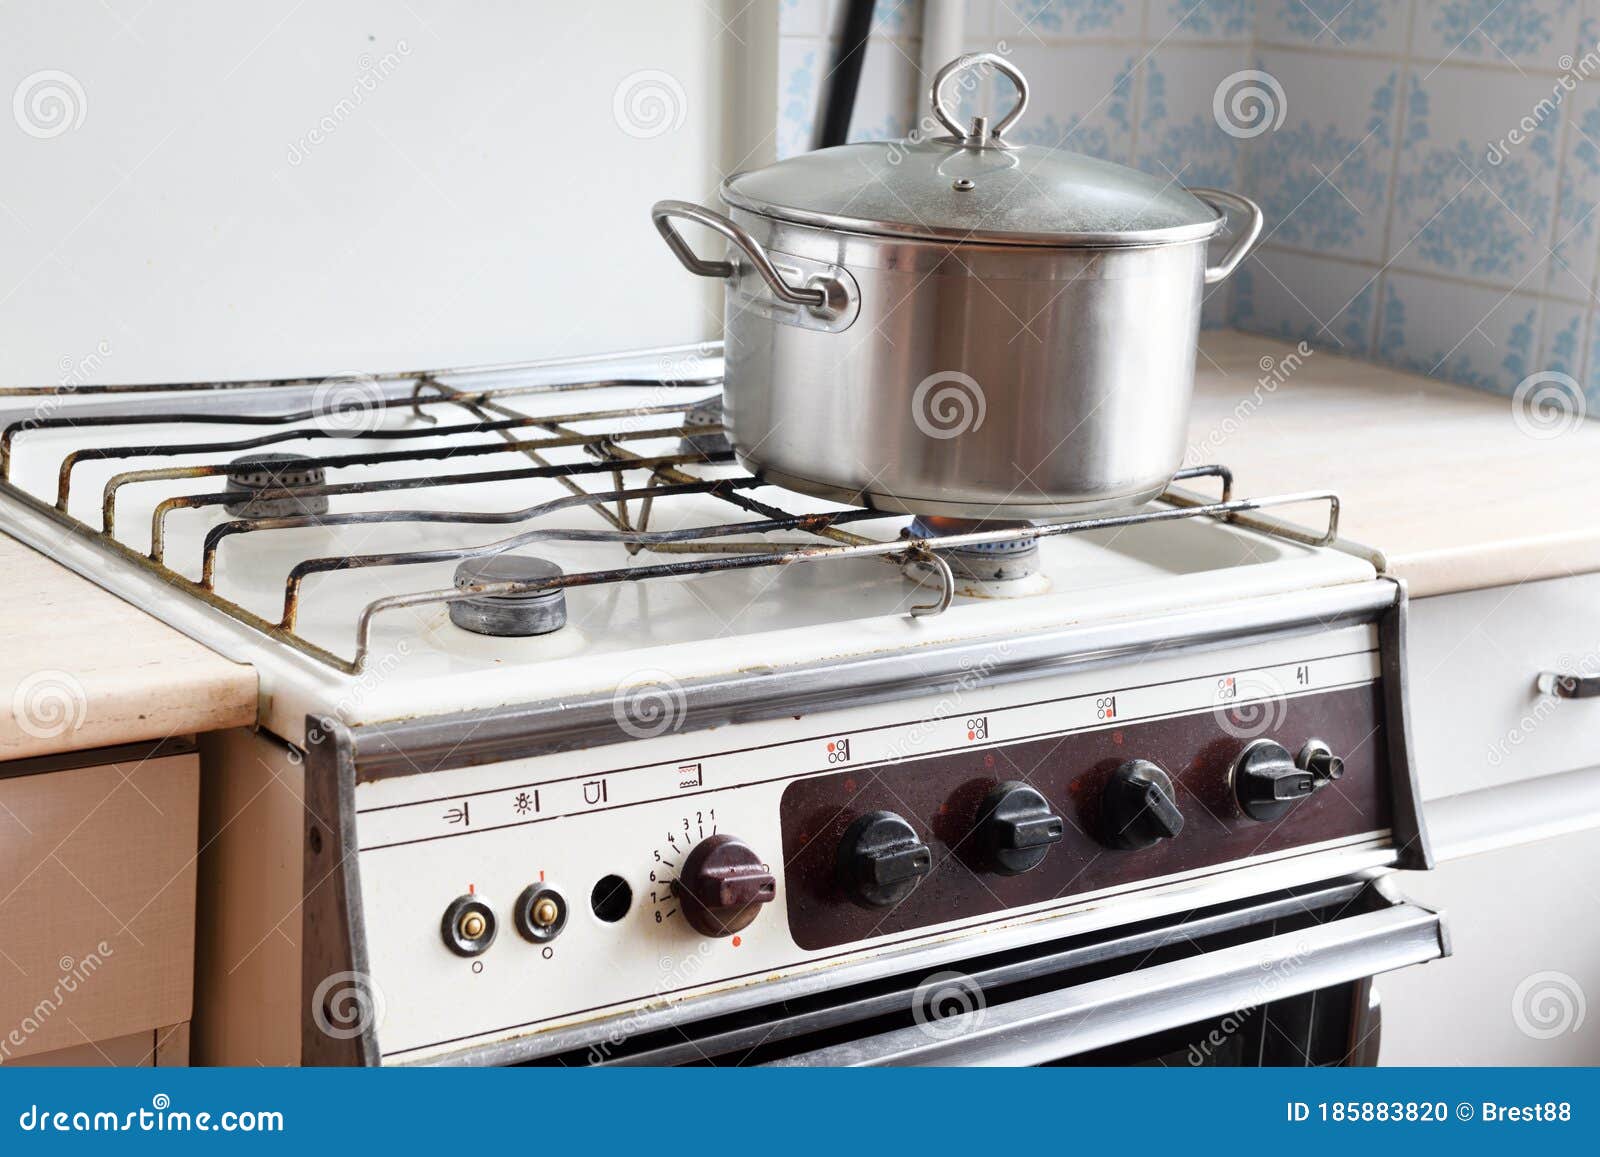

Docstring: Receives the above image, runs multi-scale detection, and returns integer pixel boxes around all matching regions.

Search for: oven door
[542,876,1444,1067]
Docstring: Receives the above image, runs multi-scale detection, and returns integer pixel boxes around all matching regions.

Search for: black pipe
[814,0,877,149]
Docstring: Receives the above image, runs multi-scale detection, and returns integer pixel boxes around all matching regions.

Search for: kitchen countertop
[1191,331,1600,598]
[0,534,257,761]
[1,330,1594,760]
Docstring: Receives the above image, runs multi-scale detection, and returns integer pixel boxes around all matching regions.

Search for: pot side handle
[652,199,829,310]
[1189,189,1264,285]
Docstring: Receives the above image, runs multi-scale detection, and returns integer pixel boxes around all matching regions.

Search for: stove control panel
[776,680,1384,951]
[345,623,1400,1063]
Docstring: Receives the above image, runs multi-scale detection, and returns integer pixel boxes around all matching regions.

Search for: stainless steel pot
[653,54,1263,518]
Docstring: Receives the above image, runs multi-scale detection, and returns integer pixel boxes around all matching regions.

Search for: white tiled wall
[776,0,1253,328]
[775,0,1600,413]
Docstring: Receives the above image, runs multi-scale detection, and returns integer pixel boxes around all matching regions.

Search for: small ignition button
[514,884,568,944]
[441,893,497,956]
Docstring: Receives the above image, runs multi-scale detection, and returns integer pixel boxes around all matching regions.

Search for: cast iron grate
[0,348,1340,674]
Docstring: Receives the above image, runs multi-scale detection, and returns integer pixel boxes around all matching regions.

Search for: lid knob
[930,52,1029,148]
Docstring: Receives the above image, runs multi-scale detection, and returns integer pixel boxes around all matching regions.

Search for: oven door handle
[766,894,1446,1067]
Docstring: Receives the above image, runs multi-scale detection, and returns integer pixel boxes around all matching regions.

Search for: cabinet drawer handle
[1538,672,1600,699]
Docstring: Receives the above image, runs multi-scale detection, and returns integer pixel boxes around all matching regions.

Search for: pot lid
[722,53,1227,248]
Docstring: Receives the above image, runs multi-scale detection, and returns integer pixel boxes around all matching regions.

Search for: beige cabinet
[0,742,198,1064]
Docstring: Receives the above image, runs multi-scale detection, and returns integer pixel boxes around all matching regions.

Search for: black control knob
[976,781,1064,875]
[672,833,776,938]
[1101,759,1185,849]
[836,810,933,908]
[1233,739,1338,821]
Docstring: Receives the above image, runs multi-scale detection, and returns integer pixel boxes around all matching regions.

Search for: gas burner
[678,394,731,459]
[902,515,1050,598]
[223,452,329,518]
[449,554,568,637]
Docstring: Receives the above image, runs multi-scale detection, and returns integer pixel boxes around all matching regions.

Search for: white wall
[0,0,774,386]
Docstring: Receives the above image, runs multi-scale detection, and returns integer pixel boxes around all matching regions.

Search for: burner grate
[0,351,1340,674]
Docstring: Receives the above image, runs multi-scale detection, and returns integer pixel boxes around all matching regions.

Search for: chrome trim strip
[769,897,1446,1066]
[598,881,1371,1067]
[349,580,1400,779]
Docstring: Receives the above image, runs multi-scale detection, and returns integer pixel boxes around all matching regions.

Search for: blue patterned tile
[1231,249,1380,354]
[779,0,831,37]
[1257,0,1411,50]
[964,0,995,37]
[1547,81,1600,299]
[1390,67,1561,287]
[870,0,924,36]
[1583,310,1600,408]
[1376,271,1542,394]
[1413,0,1580,67]
[843,39,920,143]
[1151,0,1257,41]
[1136,46,1251,188]
[1202,281,1234,329]
[996,0,1142,38]
[776,40,823,159]
[1247,52,1399,263]
[1540,300,1588,378]
[999,43,1138,163]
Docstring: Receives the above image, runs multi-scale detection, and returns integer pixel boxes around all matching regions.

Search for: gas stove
[0,344,1443,1066]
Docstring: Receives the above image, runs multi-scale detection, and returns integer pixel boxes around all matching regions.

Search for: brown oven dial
[671,833,777,937]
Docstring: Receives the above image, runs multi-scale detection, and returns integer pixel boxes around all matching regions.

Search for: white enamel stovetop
[0,346,1376,745]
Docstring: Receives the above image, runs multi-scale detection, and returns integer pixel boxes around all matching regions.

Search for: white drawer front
[1410,572,1600,798]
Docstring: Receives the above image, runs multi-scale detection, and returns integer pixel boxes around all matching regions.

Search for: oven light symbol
[513,790,538,816]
